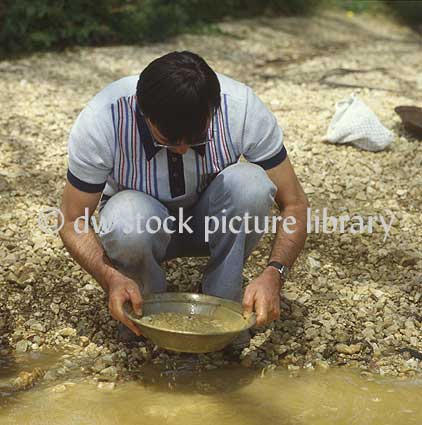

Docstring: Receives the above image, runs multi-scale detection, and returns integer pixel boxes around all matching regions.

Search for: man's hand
[242,267,281,327]
[106,269,143,336]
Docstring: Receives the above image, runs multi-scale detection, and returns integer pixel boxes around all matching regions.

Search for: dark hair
[136,51,220,145]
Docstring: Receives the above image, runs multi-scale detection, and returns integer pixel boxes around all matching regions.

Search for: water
[140,312,238,333]
[1,353,421,425]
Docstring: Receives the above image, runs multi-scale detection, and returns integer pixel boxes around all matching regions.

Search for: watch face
[280,266,289,280]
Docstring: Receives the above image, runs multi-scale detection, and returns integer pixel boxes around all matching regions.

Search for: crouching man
[59,51,308,341]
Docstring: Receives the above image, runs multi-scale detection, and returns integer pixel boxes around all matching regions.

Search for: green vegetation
[0,0,320,55]
[334,0,422,29]
[384,1,422,29]
[0,0,420,56]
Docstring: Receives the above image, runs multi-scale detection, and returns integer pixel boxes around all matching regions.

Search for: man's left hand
[242,267,282,327]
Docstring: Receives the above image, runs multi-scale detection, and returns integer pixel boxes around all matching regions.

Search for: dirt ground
[0,10,421,383]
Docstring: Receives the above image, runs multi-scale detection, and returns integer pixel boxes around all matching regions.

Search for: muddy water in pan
[139,312,240,333]
[1,354,421,425]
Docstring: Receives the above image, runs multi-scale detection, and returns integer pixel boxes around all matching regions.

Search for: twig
[319,67,400,92]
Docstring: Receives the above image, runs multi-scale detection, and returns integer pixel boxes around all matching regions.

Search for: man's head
[136,51,220,154]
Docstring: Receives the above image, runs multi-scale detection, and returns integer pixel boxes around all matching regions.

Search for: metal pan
[395,106,422,140]
[125,292,256,353]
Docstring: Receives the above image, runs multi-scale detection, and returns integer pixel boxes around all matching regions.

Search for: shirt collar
[135,106,206,161]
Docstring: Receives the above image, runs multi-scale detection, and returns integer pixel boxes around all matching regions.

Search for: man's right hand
[105,269,143,336]
[59,182,144,336]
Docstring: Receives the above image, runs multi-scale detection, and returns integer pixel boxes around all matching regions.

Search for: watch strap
[267,261,289,282]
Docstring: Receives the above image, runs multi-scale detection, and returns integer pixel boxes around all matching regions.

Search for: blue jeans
[98,163,276,302]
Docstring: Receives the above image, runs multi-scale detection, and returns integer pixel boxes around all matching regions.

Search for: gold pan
[125,292,256,353]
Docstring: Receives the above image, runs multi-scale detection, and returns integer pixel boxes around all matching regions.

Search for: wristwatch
[267,261,289,284]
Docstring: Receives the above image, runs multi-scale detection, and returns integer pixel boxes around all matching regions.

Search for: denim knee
[98,190,171,267]
[213,162,277,216]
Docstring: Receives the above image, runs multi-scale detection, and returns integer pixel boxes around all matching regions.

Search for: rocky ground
[0,10,421,387]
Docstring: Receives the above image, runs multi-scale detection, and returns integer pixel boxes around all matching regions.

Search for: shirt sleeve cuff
[252,146,287,170]
[67,169,106,193]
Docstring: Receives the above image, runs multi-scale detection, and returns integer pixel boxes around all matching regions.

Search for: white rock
[97,382,115,390]
[50,303,60,314]
[370,289,385,299]
[308,257,321,272]
[16,340,29,353]
[30,322,45,332]
[59,327,76,337]
[335,343,362,355]
[100,366,117,377]
[51,384,66,393]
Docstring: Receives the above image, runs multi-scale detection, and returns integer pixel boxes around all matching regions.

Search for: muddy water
[140,312,238,333]
[1,354,421,425]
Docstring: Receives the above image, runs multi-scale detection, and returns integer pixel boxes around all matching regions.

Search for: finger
[118,304,142,336]
[121,315,142,336]
[273,303,281,321]
[242,287,255,314]
[108,297,119,321]
[271,296,281,321]
[266,299,279,322]
[110,296,142,336]
[127,286,143,316]
[269,309,280,323]
[255,297,269,327]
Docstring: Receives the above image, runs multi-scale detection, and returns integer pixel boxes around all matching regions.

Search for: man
[59,51,308,341]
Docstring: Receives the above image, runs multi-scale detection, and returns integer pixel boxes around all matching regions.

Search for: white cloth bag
[324,94,394,152]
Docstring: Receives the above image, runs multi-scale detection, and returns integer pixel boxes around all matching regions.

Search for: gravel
[0,11,421,382]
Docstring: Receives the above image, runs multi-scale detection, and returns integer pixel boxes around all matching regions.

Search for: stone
[30,322,45,332]
[12,368,44,390]
[50,303,60,314]
[16,340,29,353]
[100,366,117,377]
[405,320,415,330]
[369,289,385,299]
[64,359,76,369]
[43,370,57,381]
[314,360,329,370]
[97,382,115,390]
[308,257,321,273]
[51,384,67,393]
[335,343,362,355]
[362,328,376,340]
[59,327,77,337]
[79,336,90,347]
[92,359,107,373]
[85,343,100,358]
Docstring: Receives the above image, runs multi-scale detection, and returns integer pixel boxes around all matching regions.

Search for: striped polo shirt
[67,73,287,209]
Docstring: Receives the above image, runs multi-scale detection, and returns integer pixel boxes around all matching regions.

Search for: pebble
[315,360,330,370]
[97,382,115,390]
[31,322,45,332]
[308,257,321,273]
[92,358,107,373]
[370,289,385,299]
[100,366,118,377]
[50,303,60,314]
[43,371,57,381]
[59,327,77,337]
[51,384,67,393]
[79,336,90,347]
[16,340,29,353]
[362,328,376,340]
[336,343,362,355]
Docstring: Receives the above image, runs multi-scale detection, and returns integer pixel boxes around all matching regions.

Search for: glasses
[148,117,214,149]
